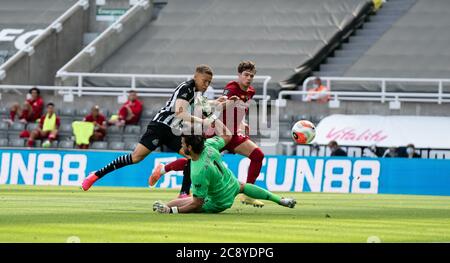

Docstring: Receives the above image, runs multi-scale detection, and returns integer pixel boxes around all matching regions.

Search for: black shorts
[139,121,182,152]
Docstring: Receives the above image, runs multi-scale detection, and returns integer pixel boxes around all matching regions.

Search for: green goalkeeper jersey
[191,136,241,207]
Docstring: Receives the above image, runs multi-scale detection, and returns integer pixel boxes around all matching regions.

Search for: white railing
[56,0,150,75]
[301,76,450,105]
[0,0,89,76]
[0,84,271,106]
[55,71,272,121]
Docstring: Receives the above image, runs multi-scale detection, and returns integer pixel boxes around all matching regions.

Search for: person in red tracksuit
[27,103,60,147]
[7,87,44,125]
[108,90,143,127]
[78,105,107,149]
[149,61,266,207]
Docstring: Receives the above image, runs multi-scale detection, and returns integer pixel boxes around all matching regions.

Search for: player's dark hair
[195,64,213,76]
[29,87,40,95]
[183,135,205,154]
[328,140,338,147]
[238,60,256,74]
[46,102,55,107]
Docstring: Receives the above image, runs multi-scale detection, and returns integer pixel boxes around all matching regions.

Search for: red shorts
[36,130,57,140]
[221,134,249,153]
[204,127,249,153]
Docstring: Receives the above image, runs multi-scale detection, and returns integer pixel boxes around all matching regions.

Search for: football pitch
[1,185,449,243]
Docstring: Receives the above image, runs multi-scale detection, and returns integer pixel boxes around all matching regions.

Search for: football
[291,120,316,144]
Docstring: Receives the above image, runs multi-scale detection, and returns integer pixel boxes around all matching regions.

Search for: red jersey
[84,113,106,135]
[118,99,143,125]
[38,113,60,130]
[24,97,44,122]
[220,81,255,134]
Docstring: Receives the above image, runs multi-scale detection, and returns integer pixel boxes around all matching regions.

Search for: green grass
[1,185,450,243]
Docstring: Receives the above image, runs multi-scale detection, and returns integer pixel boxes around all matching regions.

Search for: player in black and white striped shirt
[81,65,218,191]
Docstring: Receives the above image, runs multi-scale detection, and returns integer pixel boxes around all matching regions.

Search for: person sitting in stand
[27,103,60,148]
[78,105,107,149]
[5,87,44,125]
[328,140,347,157]
[108,90,143,127]
[305,77,330,103]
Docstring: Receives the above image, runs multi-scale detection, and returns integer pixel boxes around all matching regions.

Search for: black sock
[179,159,191,195]
[95,154,133,178]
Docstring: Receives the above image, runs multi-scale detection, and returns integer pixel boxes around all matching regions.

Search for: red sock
[247,148,264,184]
[27,140,34,147]
[165,158,188,172]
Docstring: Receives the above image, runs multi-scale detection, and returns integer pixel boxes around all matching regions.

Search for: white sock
[160,166,166,175]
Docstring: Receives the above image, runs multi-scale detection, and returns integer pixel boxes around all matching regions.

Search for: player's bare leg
[82,143,152,191]
[234,139,265,207]
[148,149,190,187]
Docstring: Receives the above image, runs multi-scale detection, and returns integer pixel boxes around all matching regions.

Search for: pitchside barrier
[1,149,450,196]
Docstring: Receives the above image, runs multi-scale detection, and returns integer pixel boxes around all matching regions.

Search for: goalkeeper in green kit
[152,119,296,214]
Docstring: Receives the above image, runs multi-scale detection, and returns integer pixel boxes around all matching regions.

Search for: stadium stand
[0,0,88,85]
[1,0,449,156]
[311,0,450,93]
[59,140,75,149]
[315,0,418,77]
[345,0,450,79]
[91,141,108,150]
[0,0,78,65]
[70,0,374,96]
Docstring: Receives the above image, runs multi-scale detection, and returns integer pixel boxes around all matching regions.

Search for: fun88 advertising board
[1,149,450,196]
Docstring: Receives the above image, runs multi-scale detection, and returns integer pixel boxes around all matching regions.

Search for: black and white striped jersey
[152,79,196,127]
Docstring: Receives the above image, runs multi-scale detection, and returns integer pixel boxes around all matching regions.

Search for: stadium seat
[123,136,138,143]
[59,135,74,142]
[59,117,74,125]
[0,138,8,147]
[7,133,20,140]
[34,140,42,148]
[125,141,138,151]
[279,122,292,139]
[123,134,140,143]
[0,106,8,118]
[295,114,310,122]
[7,122,25,139]
[281,129,292,139]
[59,123,73,136]
[26,122,39,131]
[280,114,293,123]
[58,140,74,149]
[140,118,152,126]
[142,109,157,118]
[9,122,25,132]
[59,107,75,117]
[109,141,125,150]
[124,125,141,134]
[0,121,9,132]
[107,126,124,134]
[91,141,108,150]
[9,138,25,147]
[36,140,58,148]
[76,108,90,118]
[106,134,122,142]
